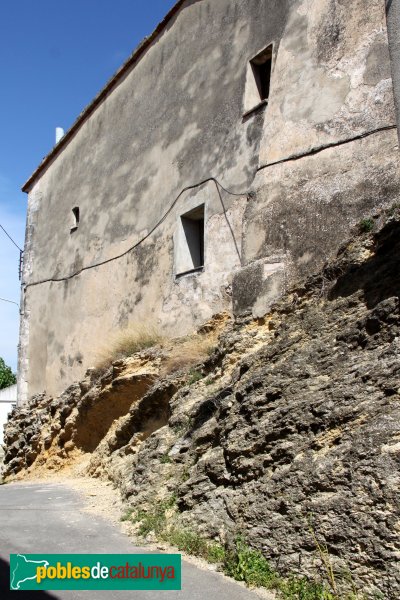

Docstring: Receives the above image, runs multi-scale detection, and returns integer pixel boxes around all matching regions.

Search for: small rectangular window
[243,44,273,117]
[71,206,80,232]
[175,204,205,276]
[251,47,272,101]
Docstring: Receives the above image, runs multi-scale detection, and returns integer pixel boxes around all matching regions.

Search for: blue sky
[0,0,176,372]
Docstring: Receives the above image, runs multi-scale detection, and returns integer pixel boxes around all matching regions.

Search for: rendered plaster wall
[19,0,294,402]
[260,0,396,164]
[386,0,400,141]
[233,0,400,317]
[19,0,400,402]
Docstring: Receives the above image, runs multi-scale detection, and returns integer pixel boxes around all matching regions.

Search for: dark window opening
[176,204,205,276]
[71,207,80,232]
[251,45,273,102]
[182,206,204,269]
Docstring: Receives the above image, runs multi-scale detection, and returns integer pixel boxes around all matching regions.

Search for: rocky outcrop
[3,213,400,599]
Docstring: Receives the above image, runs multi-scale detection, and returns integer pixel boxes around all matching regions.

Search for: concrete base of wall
[232,258,286,317]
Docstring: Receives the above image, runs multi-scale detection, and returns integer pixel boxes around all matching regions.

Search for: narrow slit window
[244,44,273,116]
[251,46,273,102]
[176,204,205,276]
[71,207,80,232]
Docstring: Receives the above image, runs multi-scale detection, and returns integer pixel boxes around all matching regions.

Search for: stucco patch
[364,38,392,86]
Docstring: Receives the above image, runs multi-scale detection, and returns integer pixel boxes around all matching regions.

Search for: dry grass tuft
[94,324,163,371]
[93,313,229,378]
[161,333,216,376]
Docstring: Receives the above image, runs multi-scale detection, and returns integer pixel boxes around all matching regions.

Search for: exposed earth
[3,209,400,599]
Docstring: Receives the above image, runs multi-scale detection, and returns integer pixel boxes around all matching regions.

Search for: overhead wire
[24,176,249,290]
[0,297,19,308]
[0,223,23,252]
[22,121,396,291]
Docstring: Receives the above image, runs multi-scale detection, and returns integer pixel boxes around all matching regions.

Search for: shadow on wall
[329,220,400,308]
[72,374,161,453]
[0,557,59,600]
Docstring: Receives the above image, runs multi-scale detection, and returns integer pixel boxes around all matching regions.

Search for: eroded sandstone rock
[3,214,400,598]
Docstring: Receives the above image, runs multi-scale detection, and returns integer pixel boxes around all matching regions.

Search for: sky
[0,0,176,372]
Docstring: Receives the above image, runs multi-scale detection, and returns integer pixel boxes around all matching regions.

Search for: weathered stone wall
[19,0,399,402]
[234,0,400,317]
[235,129,400,317]
[19,0,294,401]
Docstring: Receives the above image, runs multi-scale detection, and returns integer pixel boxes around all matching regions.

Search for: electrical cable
[0,223,23,252]
[0,297,19,308]
[24,176,248,290]
[23,121,397,291]
[257,124,397,173]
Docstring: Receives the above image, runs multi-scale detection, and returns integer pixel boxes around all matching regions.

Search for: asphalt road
[0,482,263,600]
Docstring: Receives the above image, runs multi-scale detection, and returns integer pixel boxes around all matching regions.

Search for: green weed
[130,504,365,600]
[172,416,193,436]
[160,453,172,464]
[133,495,176,537]
[181,467,190,482]
[358,218,374,233]
[187,369,204,385]
[387,202,400,216]
[163,528,225,564]
[224,536,279,589]
[120,508,134,522]
[224,538,343,598]
[279,576,334,599]
[136,509,165,537]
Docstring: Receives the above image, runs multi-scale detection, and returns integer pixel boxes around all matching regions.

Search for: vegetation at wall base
[94,324,163,372]
[125,501,366,599]
[187,368,204,385]
[358,217,375,233]
[120,509,135,522]
[160,453,172,464]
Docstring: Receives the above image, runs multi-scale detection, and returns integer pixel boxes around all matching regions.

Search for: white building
[0,384,17,446]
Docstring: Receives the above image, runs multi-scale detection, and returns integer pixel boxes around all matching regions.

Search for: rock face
[4,213,400,598]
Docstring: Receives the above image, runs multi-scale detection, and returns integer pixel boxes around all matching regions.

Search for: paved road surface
[0,482,263,600]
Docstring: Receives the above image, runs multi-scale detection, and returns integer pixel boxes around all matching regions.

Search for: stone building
[19,0,400,404]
